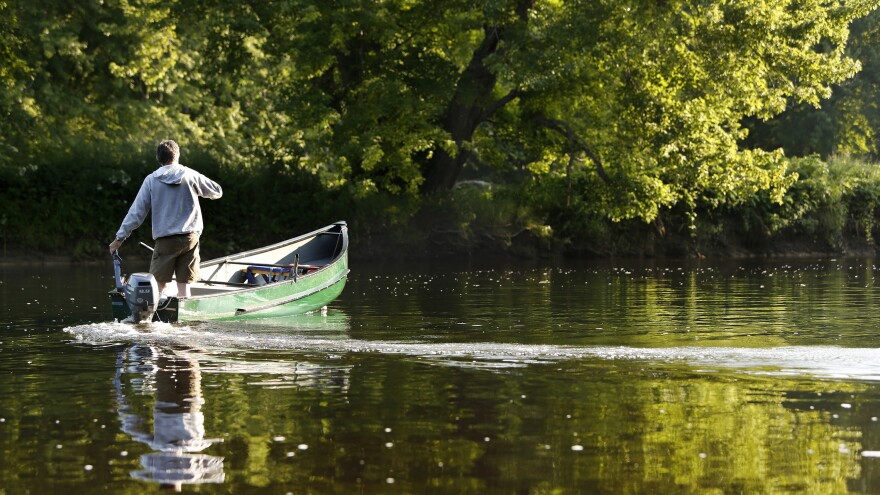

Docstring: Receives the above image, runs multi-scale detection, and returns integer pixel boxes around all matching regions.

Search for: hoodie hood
[152,164,187,185]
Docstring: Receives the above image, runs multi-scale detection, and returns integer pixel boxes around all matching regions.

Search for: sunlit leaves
[747,7,880,158]
[507,0,876,224]
[1,0,878,229]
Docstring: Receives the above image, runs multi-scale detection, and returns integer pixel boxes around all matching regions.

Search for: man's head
[156,140,180,165]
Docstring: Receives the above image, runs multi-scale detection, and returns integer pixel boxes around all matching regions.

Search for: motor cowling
[124,272,160,323]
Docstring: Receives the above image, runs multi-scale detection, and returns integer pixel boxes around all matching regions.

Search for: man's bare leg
[177,281,190,298]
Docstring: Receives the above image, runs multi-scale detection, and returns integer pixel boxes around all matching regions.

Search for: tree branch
[537,117,610,184]
[480,89,521,122]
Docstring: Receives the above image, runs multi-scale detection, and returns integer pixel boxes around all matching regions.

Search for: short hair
[156,140,180,165]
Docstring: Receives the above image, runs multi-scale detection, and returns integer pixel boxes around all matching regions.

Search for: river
[3,256,880,493]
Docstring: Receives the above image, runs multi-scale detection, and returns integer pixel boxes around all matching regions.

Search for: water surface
[3,257,880,493]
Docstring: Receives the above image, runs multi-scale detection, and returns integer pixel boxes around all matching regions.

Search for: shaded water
[4,257,880,493]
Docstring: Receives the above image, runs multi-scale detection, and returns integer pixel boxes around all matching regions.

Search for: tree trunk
[422,1,535,194]
[421,28,500,194]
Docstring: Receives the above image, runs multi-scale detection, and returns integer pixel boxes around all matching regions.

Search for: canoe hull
[178,265,348,322]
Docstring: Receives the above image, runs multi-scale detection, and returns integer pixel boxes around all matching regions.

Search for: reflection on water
[114,345,224,490]
[10,258,880,493]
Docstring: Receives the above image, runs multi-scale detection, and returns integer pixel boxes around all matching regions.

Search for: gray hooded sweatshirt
[115,164,223,241]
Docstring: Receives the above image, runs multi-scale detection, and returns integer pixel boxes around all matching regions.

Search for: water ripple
[62,322,880,380]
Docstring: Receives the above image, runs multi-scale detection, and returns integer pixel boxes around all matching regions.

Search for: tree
[0,1,35,166]
[0,0,183,162]
[253,0,879,224]
[744,7,880,159]
[0,0,274,167]
[3,0,878,229]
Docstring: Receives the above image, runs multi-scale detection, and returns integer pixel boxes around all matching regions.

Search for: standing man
[108,140,223,298]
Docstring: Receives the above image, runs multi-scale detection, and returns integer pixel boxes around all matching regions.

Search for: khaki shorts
[149,233,200,284]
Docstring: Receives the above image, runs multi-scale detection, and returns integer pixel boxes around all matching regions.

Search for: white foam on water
[64,321,208,348]
[588,345,880,381]
[62,322,880,380]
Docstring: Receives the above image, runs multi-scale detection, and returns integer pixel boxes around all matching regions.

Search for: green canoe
[110,221,349,322]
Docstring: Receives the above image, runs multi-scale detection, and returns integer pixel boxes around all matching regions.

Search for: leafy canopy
[2,0,878,225]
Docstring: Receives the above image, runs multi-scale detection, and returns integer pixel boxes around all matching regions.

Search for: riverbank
[5,153,880,266]
[4,226,877,267]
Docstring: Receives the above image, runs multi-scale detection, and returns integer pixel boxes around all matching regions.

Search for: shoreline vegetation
[5,3,880,265]
[3,154,880,265]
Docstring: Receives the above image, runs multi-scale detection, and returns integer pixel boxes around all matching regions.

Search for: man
[108,140,223,298]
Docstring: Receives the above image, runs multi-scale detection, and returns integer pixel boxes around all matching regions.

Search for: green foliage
[6,1,877,214]
[512,0,870,224]
[746,8,880,159]
[833,154,880,240]
[726,156,842,247]
[716,155,880,250]
[4,1,880,258]
[0,150,141,258]
[345,181,552,257]
[0,144,349,260]
[422,182,550,252]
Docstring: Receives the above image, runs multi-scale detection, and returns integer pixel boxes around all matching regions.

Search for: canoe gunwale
[199,221,347,273]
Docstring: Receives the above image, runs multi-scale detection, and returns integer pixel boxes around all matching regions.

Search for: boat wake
[63,321,880,381]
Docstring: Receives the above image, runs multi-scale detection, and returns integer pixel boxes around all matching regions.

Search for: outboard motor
[124,272,160,323]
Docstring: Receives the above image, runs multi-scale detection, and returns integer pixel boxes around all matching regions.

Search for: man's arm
[190,171,223,200]
[109,178,152,254]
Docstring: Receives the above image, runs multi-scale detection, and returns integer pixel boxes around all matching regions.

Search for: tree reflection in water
[114,345,224,491]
